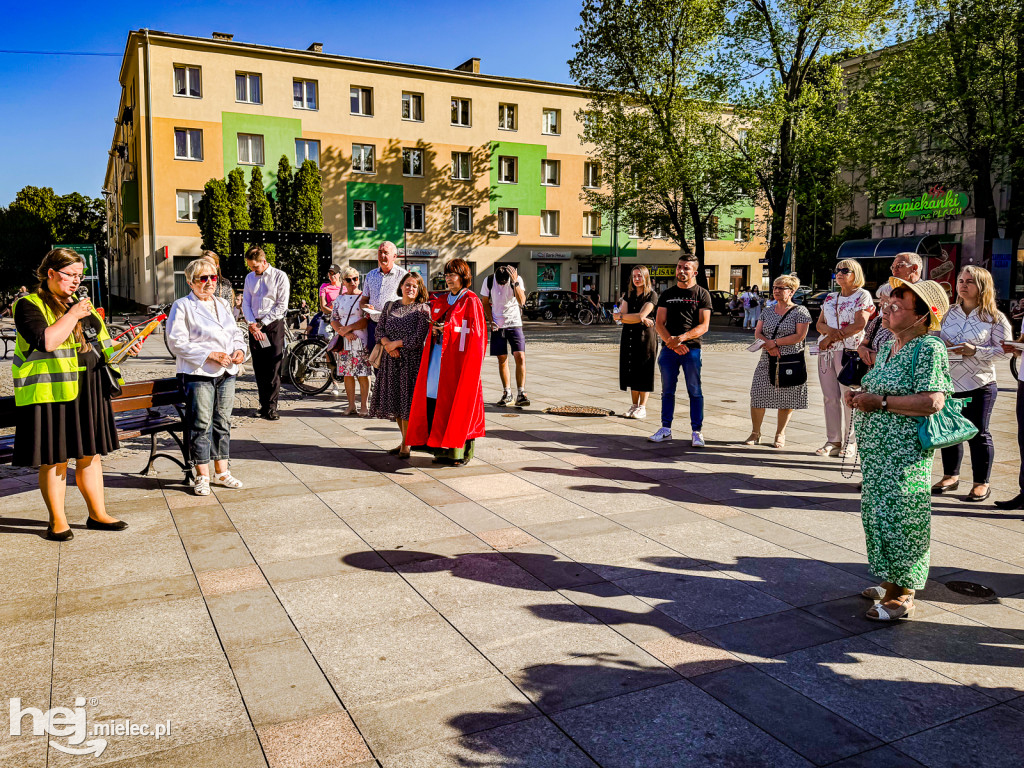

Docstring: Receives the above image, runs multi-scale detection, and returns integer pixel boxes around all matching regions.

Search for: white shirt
[166,293,247,377]
[363,265,408,309]
[821,288,873,350]
[939,304,1011,392]
[480,275,525,329]
[242,265,290,325]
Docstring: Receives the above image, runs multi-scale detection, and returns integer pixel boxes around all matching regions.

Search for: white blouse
[939,305,1011,392]
[820,288,874,350]
[166,293,247,377]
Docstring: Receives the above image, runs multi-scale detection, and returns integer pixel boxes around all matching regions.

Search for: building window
[176,190,202,222]
[173,128,203,160]
[173,65,201,98]
[583,212,601,237]
[541,210,559,237]
[451,98,471,127]
[296,139,320,167]
[353,200,376,230]
[451,151,471,180]
[235,73,262,104]
[452,205,472,233]
[498,156,517,184]
[293,79,318,110]
[352,144,375,174]
[237,133,264,165]
[583,161,600,188]
[402,92,423,121]
[350,86,372,116]
[498,208,517,235]
[404,203,425,232]
[541,159,560,186]
[402,148,424,177]
[734,217,751,242]
[628,222,639,238]
[706,215,719,240]
[498,103,517,131]
[542,108,560,135]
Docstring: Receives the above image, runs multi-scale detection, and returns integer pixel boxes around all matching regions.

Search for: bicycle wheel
[162,319,176,359]
[236,321,253,363]
[577,308,594,326]
[288,338,334,395]
[542,309,555,321]
[106,324,131,343]
[1012,356,1019,380]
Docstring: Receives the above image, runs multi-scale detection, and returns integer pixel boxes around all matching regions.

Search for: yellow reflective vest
[11,293,123,406]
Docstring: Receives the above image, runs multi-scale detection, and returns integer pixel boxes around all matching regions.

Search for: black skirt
[13,347,119,468]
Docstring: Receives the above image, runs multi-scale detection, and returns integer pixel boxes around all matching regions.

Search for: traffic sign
[54,244,98,276]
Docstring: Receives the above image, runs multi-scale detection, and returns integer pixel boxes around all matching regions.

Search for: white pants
[818,350,855,445]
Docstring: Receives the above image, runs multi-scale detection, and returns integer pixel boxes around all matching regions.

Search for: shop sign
[644,265,677,279]
[537,263,561,288]
[400,247,439,259]
[531,250,572,260]
[880,186,969,221]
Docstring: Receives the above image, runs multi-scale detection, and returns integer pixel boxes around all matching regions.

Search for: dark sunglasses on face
[834,268,853,276]
[196,275,218,283]
[344,277,359,283]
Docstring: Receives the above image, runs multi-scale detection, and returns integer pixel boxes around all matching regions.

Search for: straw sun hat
[888,277,950,332]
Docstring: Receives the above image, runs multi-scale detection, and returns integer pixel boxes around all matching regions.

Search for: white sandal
[193,476,211,496]
[815,442,841,457]
[213,471,244,489]
[866,597,915,622]
[861,585,886,600]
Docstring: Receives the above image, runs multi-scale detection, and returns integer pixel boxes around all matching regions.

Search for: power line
[0,49,120,57]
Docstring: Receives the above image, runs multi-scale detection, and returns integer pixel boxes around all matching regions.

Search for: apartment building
[104,29,766,304]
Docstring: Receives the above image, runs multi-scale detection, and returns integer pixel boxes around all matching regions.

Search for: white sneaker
[691,431,706,448]
[624,405,637,419]
[633,406,647,420]
[193,476,210,496]
[648,427,672,442]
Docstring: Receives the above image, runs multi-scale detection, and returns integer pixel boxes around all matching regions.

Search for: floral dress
[853,335,952,589]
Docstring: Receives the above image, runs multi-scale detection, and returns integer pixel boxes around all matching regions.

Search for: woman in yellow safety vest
[11,249,129,541]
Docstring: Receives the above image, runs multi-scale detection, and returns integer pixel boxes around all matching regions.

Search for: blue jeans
[658,345,703,430]
[181,373,235,467]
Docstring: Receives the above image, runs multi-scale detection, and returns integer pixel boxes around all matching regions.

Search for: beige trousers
[818,349,855,445]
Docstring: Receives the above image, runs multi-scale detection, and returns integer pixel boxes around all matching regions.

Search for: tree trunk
[768,117,794,284]
[686,195,709,290]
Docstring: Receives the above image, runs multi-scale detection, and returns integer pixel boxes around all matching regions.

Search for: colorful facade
[105,30,767,304]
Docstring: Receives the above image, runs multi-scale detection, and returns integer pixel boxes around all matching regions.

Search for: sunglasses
[344,277,359,283]
[834,268,853,276]
[195,275,218,283]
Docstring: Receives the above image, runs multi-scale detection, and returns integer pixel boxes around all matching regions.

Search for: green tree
[247,166,276,266]
[226,168,250,233]
[273,156,297,280]
[290,159,324,307]
[197,178,231,261]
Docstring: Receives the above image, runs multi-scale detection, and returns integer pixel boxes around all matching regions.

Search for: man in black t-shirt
[649,255,713,446]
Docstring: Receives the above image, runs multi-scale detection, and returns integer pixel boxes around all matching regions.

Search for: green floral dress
[853,335,952,590]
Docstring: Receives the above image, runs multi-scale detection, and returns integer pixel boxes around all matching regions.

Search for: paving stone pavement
[2,323,1024,767]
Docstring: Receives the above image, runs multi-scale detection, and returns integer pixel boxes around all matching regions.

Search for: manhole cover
[543,406,614,417]
[945,581,995,599]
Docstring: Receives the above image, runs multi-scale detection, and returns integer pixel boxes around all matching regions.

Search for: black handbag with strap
[767,307,807,388]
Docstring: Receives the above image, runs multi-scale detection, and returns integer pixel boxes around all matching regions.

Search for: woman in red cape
[407,258,486,465]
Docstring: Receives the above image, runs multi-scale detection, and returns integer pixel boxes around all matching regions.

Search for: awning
[836,235,944,261]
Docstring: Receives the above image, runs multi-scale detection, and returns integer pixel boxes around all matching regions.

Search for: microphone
[72,288,99,343]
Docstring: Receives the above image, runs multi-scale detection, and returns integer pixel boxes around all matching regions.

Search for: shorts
[490,327,526,356]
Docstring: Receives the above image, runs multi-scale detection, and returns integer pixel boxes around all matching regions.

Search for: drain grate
[544,406,614,417]
[945,581,995,599]
[501,413,520,418]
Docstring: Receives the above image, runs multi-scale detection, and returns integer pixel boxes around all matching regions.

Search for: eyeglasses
[772,286,792,291]
[56,270,84,282]
[195,275,218,283]
[344,277,359,283]
[834,268,853,276]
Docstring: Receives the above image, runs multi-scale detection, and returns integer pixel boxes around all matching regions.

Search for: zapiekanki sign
[880,189,970,221]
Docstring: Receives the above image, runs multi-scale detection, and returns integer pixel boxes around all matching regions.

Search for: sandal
[815,442,841,457]
[744,432,761,446]
[387,446,402,456]
[398,449,411,459]
[860,585,887,600]
[193,476,211,496]
[344,408,357,416]
[866,596,916,622]
[773,433,786,449]
[212,472,244,489]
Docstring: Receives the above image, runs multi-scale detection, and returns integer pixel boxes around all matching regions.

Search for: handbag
[766,307,807,387]
[910,340,979,450]
[837,349,868,387]
[367,342,384,369]
[100,363,122,398]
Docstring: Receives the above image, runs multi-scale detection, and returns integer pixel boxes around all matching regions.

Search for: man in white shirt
[480,264,528,406]
[360,241,408,346]
[242,246,291,420]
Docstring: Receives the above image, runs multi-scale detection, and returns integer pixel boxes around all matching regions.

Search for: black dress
[13,301,119,468]
[619,290,659,392]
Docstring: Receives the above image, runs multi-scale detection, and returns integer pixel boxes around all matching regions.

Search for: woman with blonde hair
[815,258,874,456]
[330,267,371,415]
[200,250,235,306]
[614,266,659,418]
[932,266,1011,502]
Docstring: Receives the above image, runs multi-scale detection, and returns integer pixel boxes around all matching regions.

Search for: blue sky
[0,0,583,205]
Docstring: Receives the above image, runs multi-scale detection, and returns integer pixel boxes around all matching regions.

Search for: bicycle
[555,299,594,326]
[288,332,340,395]
[107,305,170,350]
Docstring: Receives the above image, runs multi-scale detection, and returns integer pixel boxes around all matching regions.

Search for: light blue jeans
[181,373,235,467]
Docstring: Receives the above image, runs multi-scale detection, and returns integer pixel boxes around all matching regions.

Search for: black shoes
[46,526,74,542]
[965,489,991,503]
[86,517,129,531]
[995,494,1024,510]
[931,480,960,495]
[262,408,280,421]
[515,393,531,407]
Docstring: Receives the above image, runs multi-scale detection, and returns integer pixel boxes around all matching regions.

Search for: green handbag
[910,340,979,451]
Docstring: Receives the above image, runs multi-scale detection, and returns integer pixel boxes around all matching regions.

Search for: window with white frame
[451,98,471,126]
[353,200,376,230]
[402,148,424,177]
[451,151,471,180]
[734,217,751,242]
[583,212,601,237]
[706,215,719,240]
[173,65,201,98]
[352,144,375,173]
[628,222,639,238]
[235,73,262,104]
[295,139,320,167]
[498,208,517,235]
[402,92,423,121]
[350,86,372,115]
[294,79,318,110]
[540,210,559,236]
[541,159,560,186]
[452,205,472,233]
[176,190,202,222]
[542,108,560,135]
[403,203,425,232]
[583,161,600,188]
[174,128,203,160]
[498,156,517,184]
[498,103,517,130]
[237,133,264,165]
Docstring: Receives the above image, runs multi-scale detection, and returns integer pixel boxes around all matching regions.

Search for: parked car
[795,289,830,318]
[524,289,587,320]
[708,290,733,315]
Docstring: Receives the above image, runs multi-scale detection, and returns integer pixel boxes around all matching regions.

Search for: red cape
[407,290,486,449]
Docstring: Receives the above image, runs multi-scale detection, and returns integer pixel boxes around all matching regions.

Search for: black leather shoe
[46,526,74,542]
[86,517,129,531]
[994,494,1024,510]
[965,489,991,503]
[266,409,280,421]
[931,480,960,495]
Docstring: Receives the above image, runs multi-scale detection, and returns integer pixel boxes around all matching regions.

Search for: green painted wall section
[346,181,405,249]
[488,141,547,215]
[121,180,140,225]
[221,112,303,189]
[591,214,636,258]
[713,203,756,241]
